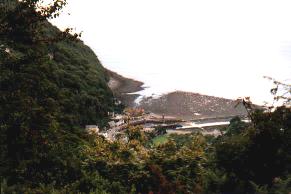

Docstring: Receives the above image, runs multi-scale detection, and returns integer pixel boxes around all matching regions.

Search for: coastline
[106,69,248,121]
[106,69,145,107]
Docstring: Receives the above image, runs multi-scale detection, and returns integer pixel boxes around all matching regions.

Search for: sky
[51,0,291,104]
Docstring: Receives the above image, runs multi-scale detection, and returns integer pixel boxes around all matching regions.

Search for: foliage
[155,126,167,136]
[264,76,291,107]
[0,0,114,192]
[213,106,291,193]
[151,134,169,146]
[224,116,249,135]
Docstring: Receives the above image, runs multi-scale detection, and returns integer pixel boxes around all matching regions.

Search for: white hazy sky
[51,0,291,104]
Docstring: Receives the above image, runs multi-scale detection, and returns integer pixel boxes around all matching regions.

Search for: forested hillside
[0,1,114,128]
[0,1,115,192]
[107,69,144,107]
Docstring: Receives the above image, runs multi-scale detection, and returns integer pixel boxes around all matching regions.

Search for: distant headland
[106,69,248,120]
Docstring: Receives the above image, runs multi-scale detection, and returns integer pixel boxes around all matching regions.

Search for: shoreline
[106,69,145,107]
[106,69,248,121]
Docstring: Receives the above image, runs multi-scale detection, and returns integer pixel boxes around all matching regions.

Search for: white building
[115,120,125,126]
[85,125,99,134]
[108,119,125,128]
[108,121,116,128]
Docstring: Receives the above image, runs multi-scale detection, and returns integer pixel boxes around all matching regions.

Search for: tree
[264,76,291,107]
[0,0,86,186]
[214,106,291,193]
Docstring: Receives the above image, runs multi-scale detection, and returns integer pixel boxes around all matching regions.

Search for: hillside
[106,71,248,120]
[106,69,144,107]
[1,22,115,128]
[1,1,117,190]
[139,91,247,120]
[49,28,115,127]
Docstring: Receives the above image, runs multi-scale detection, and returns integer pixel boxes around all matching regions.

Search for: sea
[51,1,291,106]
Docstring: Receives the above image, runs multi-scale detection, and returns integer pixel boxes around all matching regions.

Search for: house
[112,114,124,121]
[108,115,125,128]
[143,127,155,132]
[108,121,116,128]
[115,120,125,126]
[85,125,99,134]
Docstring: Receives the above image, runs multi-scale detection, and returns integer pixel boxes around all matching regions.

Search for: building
[85,125,99,134]
[108,121,116,128]
[115,120,125,126]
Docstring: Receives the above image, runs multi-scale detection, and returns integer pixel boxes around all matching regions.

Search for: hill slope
[138,91,247,120]
[106,71,248,120]
[1,21,115,129]
[106,69,144,107]
[49,28,115,127]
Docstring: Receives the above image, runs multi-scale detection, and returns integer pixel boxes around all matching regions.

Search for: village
[85,107,245,141]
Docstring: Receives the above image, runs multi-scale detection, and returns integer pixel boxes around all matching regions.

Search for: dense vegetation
[0,1,290,193]
[0,0,114,192]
